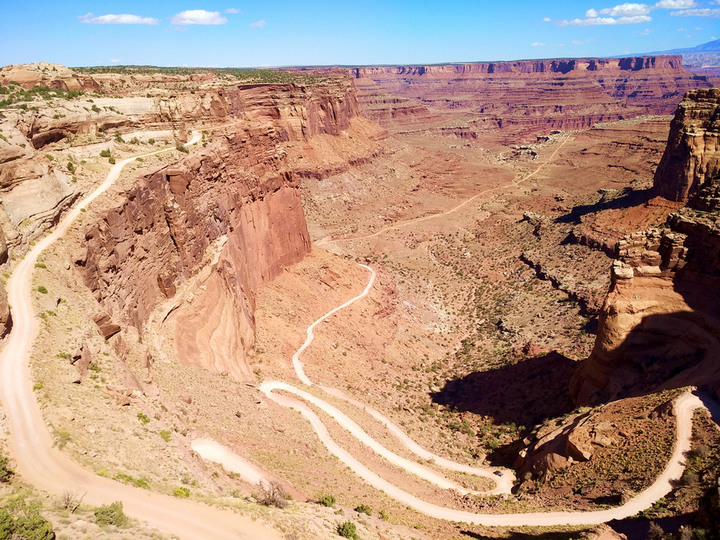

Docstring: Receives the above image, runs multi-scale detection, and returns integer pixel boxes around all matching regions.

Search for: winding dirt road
[260,264,708,526]
[0,130,283,539]
[318,134,571,246]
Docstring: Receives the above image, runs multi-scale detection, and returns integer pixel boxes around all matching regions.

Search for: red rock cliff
[653,88,720,203]
[571,89,720,405]
[78,79,367,380]
[352,55,711,140]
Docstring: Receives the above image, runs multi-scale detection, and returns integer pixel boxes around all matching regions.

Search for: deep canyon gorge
[0,56,719,539]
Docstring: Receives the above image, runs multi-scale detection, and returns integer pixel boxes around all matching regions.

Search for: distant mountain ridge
[632,39,720,75]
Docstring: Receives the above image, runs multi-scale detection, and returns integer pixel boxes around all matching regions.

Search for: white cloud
[677,27,687,30]
[225,8,241,14]
[110,59,121,64]
[79,13,158,25]
[171,10,227,25]
[670,8,720,16]
[542,17,552,22]
[596,3,653,16]
[655,0,696,7]
[559,14,651,25]
[635,27,653,34]
[249,19,267,28]
[531,42,546,46]
[586,8,599,17]
[571,38,595,44]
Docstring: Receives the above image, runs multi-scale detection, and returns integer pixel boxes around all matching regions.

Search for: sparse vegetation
[256,481,289,509]
[318,493,336,507]
[137,412,150,425]
[0,452,13,482]
[336,521,358,539]
[175,143,189,154]
[0,500,54,539]
[354,504,372,515]
[173,487,190,498]
[36,285,48,294]
[99,149,111,158]
[94,501,128,527]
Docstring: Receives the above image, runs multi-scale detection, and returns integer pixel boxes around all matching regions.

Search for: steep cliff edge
[571,90,720,405]
[653,88,720,203]
[77,80,379,381]
[353,55,711,140]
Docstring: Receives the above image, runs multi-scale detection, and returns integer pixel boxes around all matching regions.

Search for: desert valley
[0,39,719,540]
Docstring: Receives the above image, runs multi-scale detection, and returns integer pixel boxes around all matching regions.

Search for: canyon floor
[1,64,718,540]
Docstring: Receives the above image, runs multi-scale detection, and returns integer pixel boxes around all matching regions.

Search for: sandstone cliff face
[78,80,365,380]
[0,63,99,91]
[653,88,720,203]
[353,55,711,140]
[571,90,720,405]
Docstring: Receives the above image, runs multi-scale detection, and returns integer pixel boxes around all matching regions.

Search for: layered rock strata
[353,56,711,140]
[571,90,720,404]
[78,80,366,380]
[653,88,720,202]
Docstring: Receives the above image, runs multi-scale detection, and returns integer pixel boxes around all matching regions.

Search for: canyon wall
[653,88,720,203]
[571,89,720,405]
[352,56,711,140]
[78,79,367,380]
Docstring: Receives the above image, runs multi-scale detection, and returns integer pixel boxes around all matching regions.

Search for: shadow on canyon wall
[555,187,654,225]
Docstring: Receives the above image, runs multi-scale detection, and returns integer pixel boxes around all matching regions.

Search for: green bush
[108,157,116,164]
[159,430,171,442]
[66,161,75,173]
[354,504,371,515]
[0,453,12,482]
[99,149,111,158]
[137,412,150,425]
[336,521,358,539]
[12,503,55,540]
[0,502,54,540]
[175,144,189,154]
[318,493,336,507]
[94,501,128,527]
[173,487,190,498]
[36,286,47,294]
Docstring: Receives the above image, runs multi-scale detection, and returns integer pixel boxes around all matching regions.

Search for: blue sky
[1,1,718,67]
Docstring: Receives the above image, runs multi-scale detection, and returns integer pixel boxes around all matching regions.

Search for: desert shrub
[0,454,12,482]
[94,501,128,527]
[0,508,12,539]
[176,144,189,154]
[159,430,171,442]
[36,286,47,294]
[148,138,155,145]
[137,412,150,425]
[318,493,336,507]
[99,149,111,158]
[12,502,55,540]
[336,521,358,539]
[256,481,288,509]
[108,157,115,164]
[173,487,190,498]
[354,504,371,515]
[66,161,75,173]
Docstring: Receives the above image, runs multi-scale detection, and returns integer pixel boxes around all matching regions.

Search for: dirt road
[261,264,708,526]
[0,131,283,539]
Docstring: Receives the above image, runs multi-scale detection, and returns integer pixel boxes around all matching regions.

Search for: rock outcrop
[0,63,99,91]
[353,56,711,140]
[571,89,720,405]
[653,88,720,203]
[78,79,369,380]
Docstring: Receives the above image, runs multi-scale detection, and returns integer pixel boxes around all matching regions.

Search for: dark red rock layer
[352,56,711,140]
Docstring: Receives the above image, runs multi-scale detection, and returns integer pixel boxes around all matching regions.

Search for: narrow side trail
[317,134,571,246]
[259,264,708,526]
[0,127,283,540]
